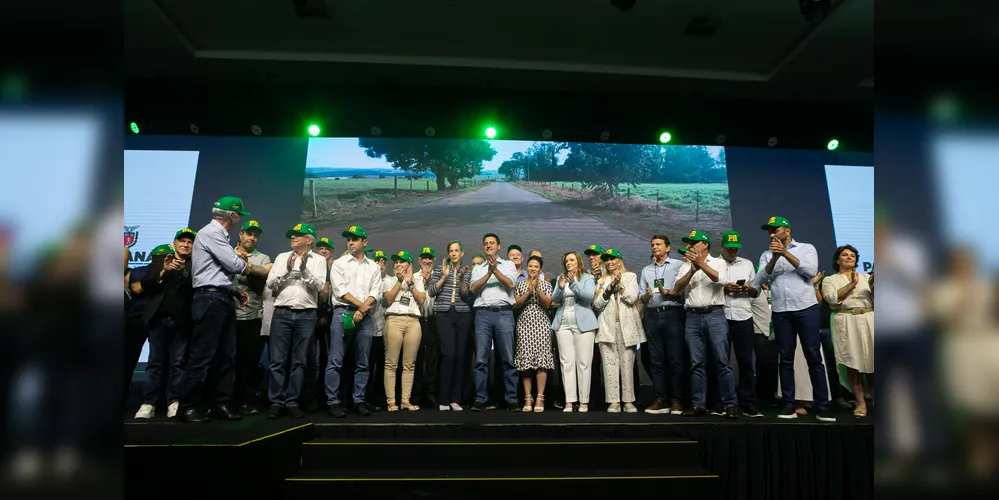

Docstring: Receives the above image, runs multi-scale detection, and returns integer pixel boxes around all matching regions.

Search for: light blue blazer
[550,274,599,333]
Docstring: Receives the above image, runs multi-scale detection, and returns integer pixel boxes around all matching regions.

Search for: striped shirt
[427,264,475,313]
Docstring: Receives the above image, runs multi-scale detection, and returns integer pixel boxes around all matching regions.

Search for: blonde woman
[821,245,874,417]
[592,249,646,413]
[551,251,598,412]
[382,251,426,411]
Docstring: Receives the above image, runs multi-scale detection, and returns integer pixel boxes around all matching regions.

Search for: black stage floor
[125,409,872,500]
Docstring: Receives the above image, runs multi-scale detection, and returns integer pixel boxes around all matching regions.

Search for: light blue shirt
[192,219,247,289]
[753,239,818,313]
[470,257,518,307]
[637,257,684,308]
[550,274,599,333]
[515,268,529,283]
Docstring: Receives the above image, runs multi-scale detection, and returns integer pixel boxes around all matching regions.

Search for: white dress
[821,273,875,374]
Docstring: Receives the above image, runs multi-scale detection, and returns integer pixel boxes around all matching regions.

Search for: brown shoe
[644,400,669,414]
[669,400,684,415]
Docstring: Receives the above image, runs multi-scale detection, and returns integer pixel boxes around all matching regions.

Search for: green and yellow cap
[286,222,317,239]
[342,225,368,239]
[506,244,522,254]
[721,230,742,248]
[584,244,605,256]
[682,229,710,244]
[600,248,624,261]
[372,250,387,260]
[240,220,263,233]
[174,228,196,240]
[316,237,334,250]
[391,250,414,264]
[677,244,691,255]
[151,243,175,256]
[419,246,436,258]
[214,196,251,216]
[761,216,791,230]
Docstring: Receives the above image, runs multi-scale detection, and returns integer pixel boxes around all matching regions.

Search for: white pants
[599,324,636,404]
[555,319,595,404]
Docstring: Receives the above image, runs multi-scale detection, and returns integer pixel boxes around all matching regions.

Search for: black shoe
[328,404,347,418]
[682,405,708,417]
[485,402,498,411]
[506,402,521,412]
[725,405,739,420]
[287,405,306,418]
[181,407,210,423]
[709,405,726,416]
[213,404,243,421]
[743,404,764,418]
[554,400,565,410]
[238,404,259,416]
[356,402,372,417]
[815,409,837,422]
[777,406,798,419]
[470,402,486,412]
[267,405,282,419]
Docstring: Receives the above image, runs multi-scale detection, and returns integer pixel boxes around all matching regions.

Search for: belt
[333,304,357,312]
[194,286,235,296]
[835,307,873,315]
[650,304,683,312]
[275,306,316,311]
[685,305,723,314]
[477,305,513,312]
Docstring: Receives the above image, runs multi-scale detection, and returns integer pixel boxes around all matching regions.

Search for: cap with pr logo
[214,196,251,216]
[342,225,368,239]
[584,244,605,256]
[600,248,624,261]
[241,220,263,233]
[420,247,436,258]
[372,250,387,260]
[151,244,175,256]
[286,223,318,239]
[392,250,414,264]
[761,216,791,230]
[316,237,334,250]
[174,228,196,240]
[721,230,742,248]
[682,230,711,244]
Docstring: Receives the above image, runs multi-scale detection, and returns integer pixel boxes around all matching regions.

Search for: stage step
[285,467,720,497]
[301,437,701,470]
[313,421,711,440]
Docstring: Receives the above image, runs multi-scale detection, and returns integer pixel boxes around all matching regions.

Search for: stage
[124,408,872,500]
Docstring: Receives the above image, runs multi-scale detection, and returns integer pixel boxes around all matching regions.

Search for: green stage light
[130,122,140,134]
[308,124,321,137]
[659,132,672,144]
[485,127,497,139]
[827,139,839,150]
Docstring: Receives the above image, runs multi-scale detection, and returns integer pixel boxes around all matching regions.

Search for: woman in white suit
[592,248,646,413]
[551,251,598,413]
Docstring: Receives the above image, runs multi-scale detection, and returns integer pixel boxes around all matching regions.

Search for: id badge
[653,278,664,288]
[399,295,411,307]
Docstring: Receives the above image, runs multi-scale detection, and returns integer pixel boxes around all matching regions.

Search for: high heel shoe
[522,395,534,412]
[534,395,545,413]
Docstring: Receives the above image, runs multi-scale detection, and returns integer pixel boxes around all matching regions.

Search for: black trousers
[414,315,440,406]
[366,335,386,408]
[178,290,237,410]
[436,309,472,406]
[727,318,762,407]
[461,311,478,405]
[124,315,148,399]
[234,318,265,407]
[755,336,780,406]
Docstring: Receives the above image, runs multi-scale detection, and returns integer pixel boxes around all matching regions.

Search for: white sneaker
[134,404,155,419]
[167,401,179,419]
[439,405,451,411]
[449,403,464,412]
[623,403,638,413]
[607,403,621,413]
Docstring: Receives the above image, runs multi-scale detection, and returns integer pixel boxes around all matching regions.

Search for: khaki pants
[384,315,422,405]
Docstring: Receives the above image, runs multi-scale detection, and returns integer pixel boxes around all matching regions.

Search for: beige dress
[821,273,875,375]
[934,279,999,416]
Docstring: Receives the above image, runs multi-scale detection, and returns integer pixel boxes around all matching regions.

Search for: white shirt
[384,275,426,317]
[751,289,772,336]
[674,255,728,309]
[372,275,393,337]
[330,253,383,308]
[723,256,756,321]
[470,258,518,307]
[266,250,327,309]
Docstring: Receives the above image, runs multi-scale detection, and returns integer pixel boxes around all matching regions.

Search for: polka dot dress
[514,280,555,371]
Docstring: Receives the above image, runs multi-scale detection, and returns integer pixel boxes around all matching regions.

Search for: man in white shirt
[673,230,738,419]
[366,250,390,409]
[415,247,440,408]
[325,225,383,418]
[720,231,763,418]
[302,236,335,412]
[468,233,520,411]
[264,223,327,419]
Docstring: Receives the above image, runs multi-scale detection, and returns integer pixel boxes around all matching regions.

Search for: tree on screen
[498,152,528,180]
[359,138,497,190]
[562,143,660,195]
[658,145,726,183]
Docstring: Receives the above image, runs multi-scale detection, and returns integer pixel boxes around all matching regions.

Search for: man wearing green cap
[134,230,195,420]
[326,225,383,418]
[232,220,274,415]
[720,230,764,418]
[673,229,738,419]
[637,234,687,415]
[303,236,336,411]
[366,249,390,410]
[414,246,441,408]
[262,223,328,419]
[756,216,834,421]
[507,245,528,283]
[584,244,605,281]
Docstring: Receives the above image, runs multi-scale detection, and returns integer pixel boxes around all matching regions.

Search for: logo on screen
[124,225,140,248]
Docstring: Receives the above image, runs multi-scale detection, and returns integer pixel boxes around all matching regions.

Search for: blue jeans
[325,307,374,406]
[772,305,829,410]
[643,307,687,403]
[142,316,189,405]
[178,290,237,410]
[267,307,316,407]
[685,308,737,408]
[473,310,517,405]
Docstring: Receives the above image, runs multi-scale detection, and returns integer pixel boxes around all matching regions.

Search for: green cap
[419,246,436,258]
[761,216,791,230]
[151,243,175,256]
[677,244,690,255]
[214,196,251,216]
[506,244,522,255]
[600,248,624,261]
[342,224,368,239]
[364,246,373,254]
[391,250,414,264]
[721,230,742,248]
[174,228,196,240]
[240,220,263,233]
[372,250,387,260]
[682,229,710,244]
[316,237,334,250]
[285,222,318,239]
[584,244,605,256]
